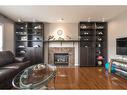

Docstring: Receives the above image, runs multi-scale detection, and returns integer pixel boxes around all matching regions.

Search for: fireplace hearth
[54,53,69,65]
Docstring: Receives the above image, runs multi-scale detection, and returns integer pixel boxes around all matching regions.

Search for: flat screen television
[116,37,127,55]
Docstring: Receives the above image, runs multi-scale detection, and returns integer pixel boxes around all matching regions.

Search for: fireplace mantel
[44,40,80,42]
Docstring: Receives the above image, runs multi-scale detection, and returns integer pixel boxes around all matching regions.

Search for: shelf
[16,40,42,42]
[112,64,127,72]
[44,40,80,43]
[80,34,94,36]
[80,41,94,42]
[15,22,44,63]
[28,40,42,42]
[115,72,127,79]
[80,28,95,30]
[96,59,104,61]
[27,46,42,48]
[16,34,27,36]
[16,34,42,36]
[16,28,26,30]
[27,28,42,30]
[16,52,26,54]
[79,22,107,67]
[16,40,28,42]
[80,28,105,30]
[96,35,104,36]
[54,62,68,64]
[95,28,105,30]
[16,28,42,30]
[27,34,41,36]
[111,59,127,65]
[16,47,26,49]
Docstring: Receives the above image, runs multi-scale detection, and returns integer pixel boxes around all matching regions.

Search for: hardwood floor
[48,67,127,89]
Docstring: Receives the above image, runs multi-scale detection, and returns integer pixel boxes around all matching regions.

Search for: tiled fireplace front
[49,47,75,66]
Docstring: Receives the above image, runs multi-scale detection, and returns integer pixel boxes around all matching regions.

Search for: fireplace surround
[54,53,69,65]
[49,47,75,66]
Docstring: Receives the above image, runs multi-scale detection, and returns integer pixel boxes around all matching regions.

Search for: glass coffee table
[12,64,57,89]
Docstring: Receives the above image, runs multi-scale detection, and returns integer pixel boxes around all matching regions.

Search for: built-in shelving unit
[14,22,44,64]
[79,22,107,67]
[109,59,127,79]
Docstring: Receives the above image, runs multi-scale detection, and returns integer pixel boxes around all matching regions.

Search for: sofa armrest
[15,57,27,63]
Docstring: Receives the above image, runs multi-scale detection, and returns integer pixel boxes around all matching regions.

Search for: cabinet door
[25,47,35,65]
[80,47,88,66]
[35,47,43,63]
[25,47,43,64]
[80,47,95,66]
[87,47,95,66]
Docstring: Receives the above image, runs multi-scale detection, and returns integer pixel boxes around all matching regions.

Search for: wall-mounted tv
[116,37,127,55]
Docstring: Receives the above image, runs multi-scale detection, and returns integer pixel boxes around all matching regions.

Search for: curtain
[0,25,3,51]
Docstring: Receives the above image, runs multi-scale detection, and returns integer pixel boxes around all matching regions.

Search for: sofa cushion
[2,61,30,71]
[2,63,22,70]
[0,51,15,67]
[0,68,17,82]
[15,57,27,63]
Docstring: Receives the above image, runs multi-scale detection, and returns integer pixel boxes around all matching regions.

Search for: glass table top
[12,64,57,89]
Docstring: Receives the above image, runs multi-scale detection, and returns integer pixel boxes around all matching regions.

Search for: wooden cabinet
[79,22,107,67]
[25,47,43,65]
[35,47,43,63]
[80,47,95,66]
[80,47,88,66]
[14,22,44,64]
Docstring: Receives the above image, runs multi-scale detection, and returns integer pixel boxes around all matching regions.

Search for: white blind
[0,25,3,51]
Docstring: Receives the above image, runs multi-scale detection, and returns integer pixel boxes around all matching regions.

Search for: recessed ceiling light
[88,18,91,22]
[32,19,36,22]
[102,18,105,22]
[57,18,64,22]
[17,18,22,22]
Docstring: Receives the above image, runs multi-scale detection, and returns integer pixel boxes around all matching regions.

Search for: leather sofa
[0,51,30,89]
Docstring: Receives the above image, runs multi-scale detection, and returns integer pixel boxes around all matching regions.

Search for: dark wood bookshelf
[14,22,44,64]
[79,22,107,67]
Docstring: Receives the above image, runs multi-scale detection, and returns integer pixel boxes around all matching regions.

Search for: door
[35,47,43,63]
[25,47,35,65]
[87,47,95,66]
[25,47,43,64]
[80,47,95,66]
[80,47,88,66]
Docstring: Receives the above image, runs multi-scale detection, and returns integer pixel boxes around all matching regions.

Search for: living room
[0,5,127,91]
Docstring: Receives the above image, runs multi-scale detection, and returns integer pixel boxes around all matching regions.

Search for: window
[0,24,3,51]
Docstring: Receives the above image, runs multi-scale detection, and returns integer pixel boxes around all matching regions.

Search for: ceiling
[0,6,127,23]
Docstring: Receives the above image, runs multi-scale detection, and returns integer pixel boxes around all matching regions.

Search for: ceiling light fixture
[57,18,64,22]
[102,18,105,22]
[17,18,22,22]
[88,18,91,22]
[32,19,36,22]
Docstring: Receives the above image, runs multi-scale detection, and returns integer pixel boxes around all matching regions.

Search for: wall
[108,12,127,61]
[44,23,78,40]
[0,15,14,53]
[44,23,79,66]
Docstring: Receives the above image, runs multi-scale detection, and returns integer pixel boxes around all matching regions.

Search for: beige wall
[44,23,79,40]
[108,12,127,61]
[0,15,14,53]
[44,23,79,65]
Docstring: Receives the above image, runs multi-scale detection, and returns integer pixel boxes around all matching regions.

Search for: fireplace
[49,47,75,66]
[54,53,69,65]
